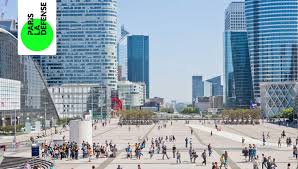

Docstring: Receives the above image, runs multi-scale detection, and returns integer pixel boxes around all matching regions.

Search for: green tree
[280,107,296,121]
[180,107,199,114]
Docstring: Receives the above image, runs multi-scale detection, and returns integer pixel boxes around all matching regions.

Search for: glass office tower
[245,0,298,100]
[192,76,204,102]
[127,35,150,98]
[206,76,223,96]
[246,0,298,116]
[0,26,58,125]
[224,2,253,108]
[35,0,118,90]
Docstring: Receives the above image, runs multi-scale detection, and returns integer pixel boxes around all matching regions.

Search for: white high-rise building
[117,81,145,109]
[35,0,118,90]
[225,2,246,31]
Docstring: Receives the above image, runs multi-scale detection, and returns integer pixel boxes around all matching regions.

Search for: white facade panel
[0,78,21,110]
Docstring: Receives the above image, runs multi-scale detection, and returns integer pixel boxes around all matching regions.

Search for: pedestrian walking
[219,154,226,169]
[191,149,198,163]
[293,145,298,159]
[252,156,260,169]
[185,137,188,148]
[189,148,193,162]
[271,158,277,169]
[149,145,154,159]
[208,144,212,157]
[172,144,176,158]
[261,154,268,169]
[88,147,93,162]
[201,150,207,165]
[176,151,181,164]
[162,145,169,160]
[243,147,249,161]
[224,151,229,167]
[278,138,281,147]
[248,144,253,161]
[267,156,272,169]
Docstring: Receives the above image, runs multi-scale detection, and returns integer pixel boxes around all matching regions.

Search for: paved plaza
[2,119,298,169]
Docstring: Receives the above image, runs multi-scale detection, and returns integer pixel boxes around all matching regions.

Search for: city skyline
[0,1,298,168]
[4,0,234,102]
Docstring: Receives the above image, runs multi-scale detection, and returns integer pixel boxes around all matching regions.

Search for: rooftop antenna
[0,0,8,20]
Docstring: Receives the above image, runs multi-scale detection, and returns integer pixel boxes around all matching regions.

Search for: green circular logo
[21,19,53,51]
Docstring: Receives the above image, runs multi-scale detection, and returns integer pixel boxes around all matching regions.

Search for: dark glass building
[0,23,58,125]
[206,76,223,96]
[224,2,254,108]
[127,35,150,98]
[192,76,204,101]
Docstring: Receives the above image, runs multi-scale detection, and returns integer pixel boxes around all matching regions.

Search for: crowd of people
[20,119,298,169]
[38,139,118,162]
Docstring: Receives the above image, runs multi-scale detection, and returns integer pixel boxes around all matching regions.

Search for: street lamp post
[100,97,103,120]
[91,88,94,120]
[44,102,47,136]
[13,109,17,148]
[39,116,43,136]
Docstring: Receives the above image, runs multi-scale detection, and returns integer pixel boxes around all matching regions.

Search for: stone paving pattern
[2,119,298,169]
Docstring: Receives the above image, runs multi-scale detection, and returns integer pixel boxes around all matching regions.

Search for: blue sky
[5,0,234,102]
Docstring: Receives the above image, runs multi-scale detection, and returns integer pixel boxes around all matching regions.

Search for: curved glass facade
[0,28,58,125]
[245,0,298,102]
[35,0,118,89]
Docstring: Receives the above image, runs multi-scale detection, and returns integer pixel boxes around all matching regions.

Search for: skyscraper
[35,0,118,89]
[224,2,253,108]
[192,76,204,101]
[127,35,150,98]
[203,81,213,97]
[245,0,298,116]
[117,25,130,81]
[0,26,58,125]
[206,76,223,96]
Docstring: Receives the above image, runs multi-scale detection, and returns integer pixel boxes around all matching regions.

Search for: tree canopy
[222,108,261,124]
[180,107,199,114]
[119,109,155,120]
[277,107,297,121]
